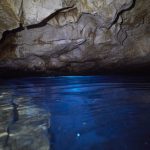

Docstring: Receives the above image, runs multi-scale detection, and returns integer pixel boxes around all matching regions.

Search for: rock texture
[0,0,19,39]
[0,0,150,76]
[0,91,50,150]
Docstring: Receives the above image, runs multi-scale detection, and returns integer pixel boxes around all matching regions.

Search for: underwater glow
[1,76,150,150]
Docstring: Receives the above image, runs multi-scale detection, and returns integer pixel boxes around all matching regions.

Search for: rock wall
[0,0,150,76]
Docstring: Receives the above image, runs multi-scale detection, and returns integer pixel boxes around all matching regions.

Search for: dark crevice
[19,0,25,25]
[4,127,10,147]
[0,24,24,44]
[11,100,19,123]
[4,98,19,147]
[109,0,136,28]
[27,5,74,29]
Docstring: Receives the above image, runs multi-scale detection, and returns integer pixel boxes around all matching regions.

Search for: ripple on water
[0,76,150,150]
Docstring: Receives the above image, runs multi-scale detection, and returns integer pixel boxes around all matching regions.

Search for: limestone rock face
[0,0,67,38]
[0,0,150,76]
[0,0,134,37]
[21,0,63,25]
[0,0,19,39]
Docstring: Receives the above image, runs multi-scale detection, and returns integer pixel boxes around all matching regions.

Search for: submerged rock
[0,91,50,150]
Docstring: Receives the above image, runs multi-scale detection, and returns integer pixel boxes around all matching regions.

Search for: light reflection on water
[1,76,150,150]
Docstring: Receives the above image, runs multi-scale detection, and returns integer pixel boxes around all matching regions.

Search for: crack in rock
[4,97,19,147]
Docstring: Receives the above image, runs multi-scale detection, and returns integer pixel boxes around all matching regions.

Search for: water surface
[0,76,150,150]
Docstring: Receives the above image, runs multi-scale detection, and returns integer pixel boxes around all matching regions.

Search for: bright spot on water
[77,133,80,137]
[82,122,87,125]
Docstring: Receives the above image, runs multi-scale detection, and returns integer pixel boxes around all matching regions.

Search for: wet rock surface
[0,89,50,150]
[0,0,150,76]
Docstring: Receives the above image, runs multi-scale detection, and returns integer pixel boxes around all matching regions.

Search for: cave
[0,0,150,150]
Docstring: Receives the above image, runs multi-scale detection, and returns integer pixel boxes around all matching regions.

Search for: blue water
[1,76,150,150]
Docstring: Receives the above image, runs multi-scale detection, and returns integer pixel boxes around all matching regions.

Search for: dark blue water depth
[0,76,150,150]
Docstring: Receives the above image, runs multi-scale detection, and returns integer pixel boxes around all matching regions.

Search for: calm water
[1,76,150,150]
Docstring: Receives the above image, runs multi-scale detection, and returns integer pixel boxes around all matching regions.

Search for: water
[1,76,150,150]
